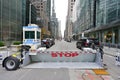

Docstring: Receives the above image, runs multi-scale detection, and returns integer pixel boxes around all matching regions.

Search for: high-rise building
[30,0,51,39]
[95,0,120,44]
[50,0,59,39]
[58,21,62,39]
[0,0,22,41]
[25,0,37,26]
[0,0,37,41]
[73,0,120,45]
[65,0,76,40]
[73,0,94,36]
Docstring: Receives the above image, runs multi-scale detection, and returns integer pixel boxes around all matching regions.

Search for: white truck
[1,24,113,80]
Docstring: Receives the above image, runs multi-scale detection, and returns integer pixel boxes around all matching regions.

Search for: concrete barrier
[31,51,96,62]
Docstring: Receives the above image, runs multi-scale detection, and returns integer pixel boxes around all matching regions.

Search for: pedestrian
[99,45,104,60]
[107,37,111,48]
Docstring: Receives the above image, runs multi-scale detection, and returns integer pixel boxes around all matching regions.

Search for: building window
[41,6,43,8]
[71,3,73,5]
[37,6,40,8]
[41,3,43,5]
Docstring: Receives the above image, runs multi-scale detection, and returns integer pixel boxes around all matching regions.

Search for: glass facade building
[25,0,37,26]
[76,0,94,33]
[0,0,22,41]
[96,0,120,26]
[75,0,120,45]
[0,0,37,41]
[95,0,120,44]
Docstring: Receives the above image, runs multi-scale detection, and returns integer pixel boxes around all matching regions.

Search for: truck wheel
[4,57,20,71]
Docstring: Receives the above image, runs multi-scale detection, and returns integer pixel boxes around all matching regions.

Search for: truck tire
[3,56,20,71]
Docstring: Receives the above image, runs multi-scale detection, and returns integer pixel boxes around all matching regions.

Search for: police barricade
[30,50,97,62]
[22,50,103,68]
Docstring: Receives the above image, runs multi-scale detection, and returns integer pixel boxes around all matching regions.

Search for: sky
[54,0,68,37]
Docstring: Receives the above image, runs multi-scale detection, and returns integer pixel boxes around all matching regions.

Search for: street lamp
[29,3,32,26]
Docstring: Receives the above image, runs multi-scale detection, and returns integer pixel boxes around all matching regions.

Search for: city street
[0,0,120,80]
[0,40,119,80]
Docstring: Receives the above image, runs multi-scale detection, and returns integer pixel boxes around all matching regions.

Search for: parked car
[76,37,100,49]
[66,38,71,42]
[41,38,51,48]
[50,38,55,45]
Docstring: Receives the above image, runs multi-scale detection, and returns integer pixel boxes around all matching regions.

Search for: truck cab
[23,24,42,55]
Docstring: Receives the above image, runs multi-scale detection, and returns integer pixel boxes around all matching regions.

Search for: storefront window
[106,31,112,43]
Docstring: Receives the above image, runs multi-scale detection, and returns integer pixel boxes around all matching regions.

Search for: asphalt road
[103,54,120,80]
[0,40,119,80]
[0,67,70,80]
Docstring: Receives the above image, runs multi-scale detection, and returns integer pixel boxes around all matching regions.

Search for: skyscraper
[0,0,22,41]
[50,0,59,39]
[30,0,51,39]
[73,0,120,45]
[65,0,76,40]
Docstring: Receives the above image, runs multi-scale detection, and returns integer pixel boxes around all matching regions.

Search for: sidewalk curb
[103,46,120,57]
[104,52,115,57]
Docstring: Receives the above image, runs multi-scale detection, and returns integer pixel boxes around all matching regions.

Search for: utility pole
[29,3,32,26]
[93,0,96,27]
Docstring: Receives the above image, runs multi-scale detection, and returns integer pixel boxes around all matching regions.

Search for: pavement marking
[69,69,114,80]
[92,69,109,75]
[82,70,103,80]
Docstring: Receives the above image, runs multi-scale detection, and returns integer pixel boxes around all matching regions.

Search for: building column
[102,31,105,43]
[119,28,120,44]
[98,31,101,42]
[112,29,115,44]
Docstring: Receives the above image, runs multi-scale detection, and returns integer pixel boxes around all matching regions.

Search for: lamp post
[29,3,32,26]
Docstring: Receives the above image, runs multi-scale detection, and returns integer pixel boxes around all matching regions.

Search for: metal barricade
[115,52,120,66]
[30,50,97,62]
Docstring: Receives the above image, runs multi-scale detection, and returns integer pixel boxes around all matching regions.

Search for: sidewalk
[103,46,120,56]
